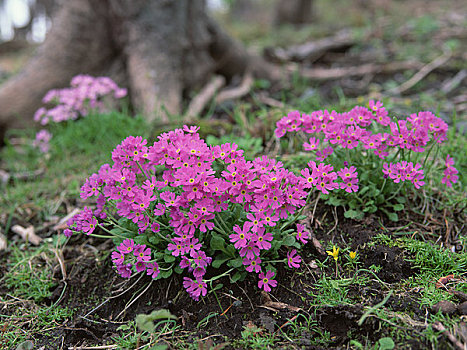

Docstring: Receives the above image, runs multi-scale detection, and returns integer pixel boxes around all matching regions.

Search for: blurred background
[0,0,466,125]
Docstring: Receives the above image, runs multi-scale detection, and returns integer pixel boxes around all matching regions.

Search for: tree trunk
[0,0,280,139]
[274,0,314,27]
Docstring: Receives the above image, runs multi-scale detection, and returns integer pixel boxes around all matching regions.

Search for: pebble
[431,300,457,315]
[458,301,467,315]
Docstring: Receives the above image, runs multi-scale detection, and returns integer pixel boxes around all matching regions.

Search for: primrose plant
[32,74,127,152]
[275,101,459,220]
[66,125,340,299]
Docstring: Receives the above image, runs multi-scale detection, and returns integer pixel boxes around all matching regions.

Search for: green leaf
[163,254,176,263]
[344,209,363,219]
[387,212,398,222]
[377,337,395,350]
[228,258,243,268]
[395,196,406,204]
[230,272,242,283]
[393,203,404,211]
[148,235,162,245]
[226,245,236,256]
[282,235,296,246]
[212,256,229,268]
[136,309,177,333]
[210,283,223,292]
[210,234,225,251]
[326,196,343,206]
[159,269,173,279]
[149,345,168,350]
[359,186,370,196]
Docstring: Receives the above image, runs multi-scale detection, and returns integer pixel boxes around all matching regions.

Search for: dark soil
[5,205,442,350]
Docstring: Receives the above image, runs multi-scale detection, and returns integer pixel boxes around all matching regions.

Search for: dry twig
[299,61,421,81]
[11,225,42,245]
[432,321,466,350]
[184,75,225,119]
[215,72,253,104]
[265,29,358,63]
[389,49,452,94]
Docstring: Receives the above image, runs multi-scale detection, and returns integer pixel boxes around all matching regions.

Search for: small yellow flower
[349,251,357,260]
[326,246,339,261]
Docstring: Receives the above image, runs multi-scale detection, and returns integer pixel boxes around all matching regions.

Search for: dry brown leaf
[260,291,301,312]
[312,236,326,256]
[11,225,42,245]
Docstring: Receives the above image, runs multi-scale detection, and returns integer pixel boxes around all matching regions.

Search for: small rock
[458,302,467,315]
[432,300,457,315]
[452,290,467,302]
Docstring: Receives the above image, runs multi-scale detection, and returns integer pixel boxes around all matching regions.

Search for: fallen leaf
[11,225,42,245]
[436,274,455,289]
[312,236,326,255]
[260,291,302,312]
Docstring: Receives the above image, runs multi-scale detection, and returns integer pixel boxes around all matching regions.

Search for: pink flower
[258,270,277,292]
[296,224,309,244]
[134,244,152,262]
[252,231,273,250]
[116,263,132,278]
[303,137,320,151]
[118,239,135,254]
[287,249,302,268]
[146,262,160,279]
[111,251,125,265]
[445,154,455,168]
[183,277,207,301]
[243,257,262,273]
[442,167,459,188]
[341,177,359,193]
[230,223,251,249]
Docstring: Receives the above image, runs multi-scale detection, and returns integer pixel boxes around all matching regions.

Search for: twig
[115,280,153,319]
[299,61,421,81]
[215,72,253,104]
[389,49,452,94]
[255,93,285,108]
[11,225,42,245]
[441,69,467,94]
[265,29,358,63]
[53,248,67,280]
[184,75,225,119]
[432,321,466,350]
[67,345,117,350]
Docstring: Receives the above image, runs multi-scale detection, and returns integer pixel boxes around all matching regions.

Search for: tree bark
[0,0,280,138]
[274,0,314,27]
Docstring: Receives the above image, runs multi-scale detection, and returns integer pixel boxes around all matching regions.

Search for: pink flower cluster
[67,126,312,300]
[442,155,459,188]
[275,101,457,188]
[300,161,359,195]
[111,238,160,279]
[33,129,52,153]
[382,161,425,189]
[64,207,97,236]
[34,75,127,125]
